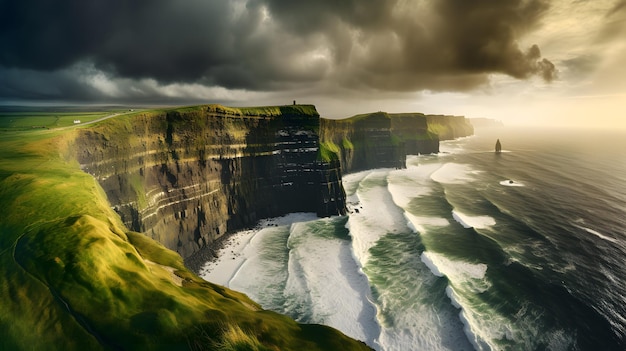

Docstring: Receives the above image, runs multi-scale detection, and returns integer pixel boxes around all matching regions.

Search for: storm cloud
[0,0,557,102]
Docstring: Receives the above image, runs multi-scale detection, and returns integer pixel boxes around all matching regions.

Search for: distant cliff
[319,112,406,173]
[76,105,346,259]
[320,111,473,173]
[390,113,439,155]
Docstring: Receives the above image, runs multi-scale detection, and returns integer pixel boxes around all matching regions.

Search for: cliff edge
[320,111,474,174]
[76,104,347,260]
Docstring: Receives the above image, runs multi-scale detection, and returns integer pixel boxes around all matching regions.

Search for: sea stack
[495,139,502,153]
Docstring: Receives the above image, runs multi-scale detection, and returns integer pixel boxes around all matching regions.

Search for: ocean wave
[430,163,475,184]
[404,212,450,234]
[452,210,496,229]
[287,219,382,347]
[573,224,618,243]
[386,166,437,208]
[347,170,409,264]
[421,251,489,283]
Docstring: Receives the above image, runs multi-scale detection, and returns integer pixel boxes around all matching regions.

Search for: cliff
[320,111,474,173]
[0,127,370,351]
[389,113,440,155]
[319,112,406,174]
[75,104,346,260]
[424,114,474,140]
[76,105,472,261]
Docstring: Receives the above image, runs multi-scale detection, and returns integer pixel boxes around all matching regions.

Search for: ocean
[201,126,626,351]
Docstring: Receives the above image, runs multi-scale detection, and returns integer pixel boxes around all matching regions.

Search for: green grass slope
[0,112,371,350]
[0,111,116,130]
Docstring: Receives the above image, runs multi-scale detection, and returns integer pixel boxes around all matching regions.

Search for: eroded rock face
[320,111,473,174]
[76,105,346,259]
[424,114,474,141]
[320,112,406,174]
[390,113,439,155]
[75,105,473,260]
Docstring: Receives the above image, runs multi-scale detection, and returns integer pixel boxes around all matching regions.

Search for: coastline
[183,230,239,274]
[190,213,319,285]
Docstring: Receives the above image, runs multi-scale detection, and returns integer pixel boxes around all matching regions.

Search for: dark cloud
[0,0,556,102]
[0,1,238,81]
[0,66,98,101]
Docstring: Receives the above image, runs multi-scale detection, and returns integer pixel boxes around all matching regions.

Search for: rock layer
[76,105,346,259]
[320,111,474,173]
[319,112,406,174]
[76,104,473,260]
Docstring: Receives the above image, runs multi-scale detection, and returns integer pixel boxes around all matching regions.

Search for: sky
[1,0,625,128]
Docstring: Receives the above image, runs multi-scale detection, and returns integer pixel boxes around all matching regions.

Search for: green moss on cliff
[426,122,449,138]
[319,141,341,162]
[342,137,354,150]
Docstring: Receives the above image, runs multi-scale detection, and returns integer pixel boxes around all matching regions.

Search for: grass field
[0,111,117,130]
[0,106,371,351]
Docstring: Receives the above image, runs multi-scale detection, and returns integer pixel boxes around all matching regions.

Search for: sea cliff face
[425,114,475,141]
[76,105,346,259]
[320,111,474,174]
[390,113,440,155]
[76,105,473,261]
[319,112,406,174]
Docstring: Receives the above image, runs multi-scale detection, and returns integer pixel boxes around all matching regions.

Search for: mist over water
[202,127,626,350]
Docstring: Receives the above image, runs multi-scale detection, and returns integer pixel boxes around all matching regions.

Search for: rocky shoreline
[183,231,235,274]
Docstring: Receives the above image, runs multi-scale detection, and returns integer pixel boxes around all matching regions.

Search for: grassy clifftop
[205,104,319,117]
[0,108,370,350]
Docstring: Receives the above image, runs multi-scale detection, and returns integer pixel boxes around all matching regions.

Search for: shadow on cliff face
[231,112,338,226]
[75,106,350,263]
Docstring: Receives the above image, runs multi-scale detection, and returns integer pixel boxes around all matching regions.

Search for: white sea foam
[445,286,493,351]
[499,179,525,187]
[343,169,380,197]
[421,251,488,283]
[346,168,476,351]
[452,210,496,229]
[573,224,618,243]
[281,219,382,348]
[421,253,444,277]
[387,178,431,208]
[455,288,575,351]
[345,170,408,264]
[434,252,577,351]
[404,212,450,234]
[200,213,318,286]
[430,163,475,184]
[202,213,382,350]
[200,229,257,286]
[372,250,475,351]
[386,163,443,209]
[439,140,469,155]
